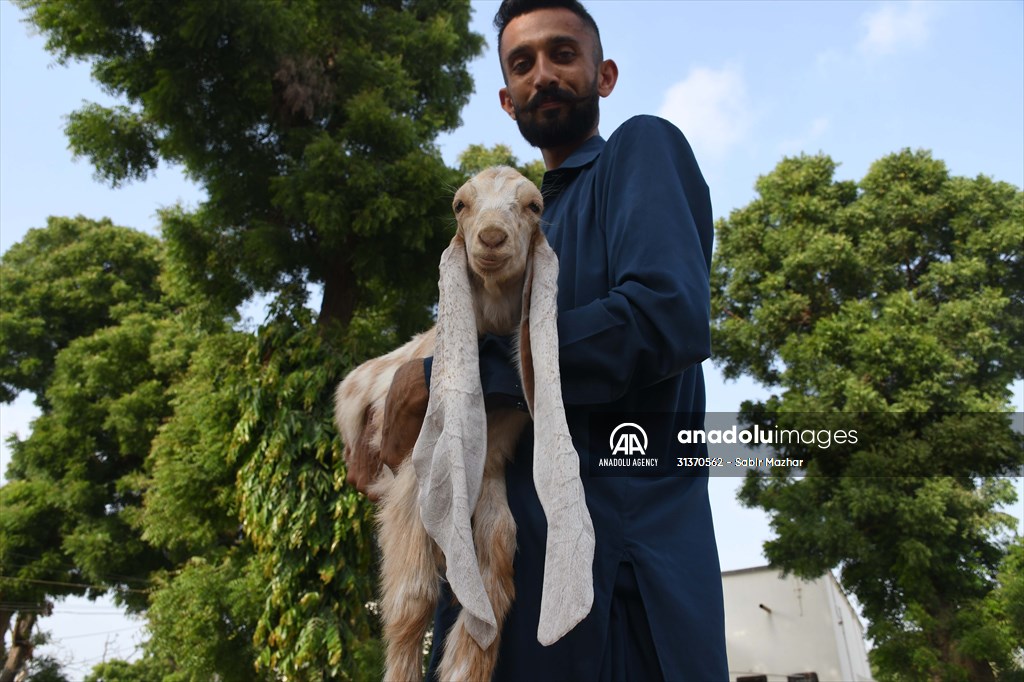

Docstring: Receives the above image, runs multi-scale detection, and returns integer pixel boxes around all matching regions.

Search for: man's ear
[597,59,619,98]
[499,87,517,120]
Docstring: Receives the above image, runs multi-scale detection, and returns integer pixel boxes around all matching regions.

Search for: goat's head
[452,166,543,286]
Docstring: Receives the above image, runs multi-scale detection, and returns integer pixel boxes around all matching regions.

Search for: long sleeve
[426,335,527,410]
[550,116,713,406]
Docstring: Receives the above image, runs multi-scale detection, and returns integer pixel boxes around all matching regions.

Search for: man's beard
[513,79,600,150]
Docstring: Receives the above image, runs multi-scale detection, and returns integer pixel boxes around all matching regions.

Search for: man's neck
[541,127,600,170]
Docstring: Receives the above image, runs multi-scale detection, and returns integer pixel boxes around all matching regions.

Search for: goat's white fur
[334,167,594,681]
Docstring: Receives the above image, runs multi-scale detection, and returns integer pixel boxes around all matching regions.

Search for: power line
[56,625,146,641]
[0,575,150,594]
[2,551,155,587]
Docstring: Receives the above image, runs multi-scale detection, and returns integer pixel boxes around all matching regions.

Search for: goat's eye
[527,201,541,214]
[454,200,466,214]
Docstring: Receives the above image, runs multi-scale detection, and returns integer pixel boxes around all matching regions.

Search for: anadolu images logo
[609,422,648,456]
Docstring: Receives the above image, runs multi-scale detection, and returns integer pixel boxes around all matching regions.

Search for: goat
[335,166,594,681]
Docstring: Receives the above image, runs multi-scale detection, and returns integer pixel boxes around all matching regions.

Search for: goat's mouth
[472,253,509,271]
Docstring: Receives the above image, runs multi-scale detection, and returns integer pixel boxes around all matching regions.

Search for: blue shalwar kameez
[428,115,728,681]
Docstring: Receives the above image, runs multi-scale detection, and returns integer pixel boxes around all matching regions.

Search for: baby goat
[335,167,594,681]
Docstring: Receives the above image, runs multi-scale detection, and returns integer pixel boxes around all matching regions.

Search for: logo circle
[609,422,649,455]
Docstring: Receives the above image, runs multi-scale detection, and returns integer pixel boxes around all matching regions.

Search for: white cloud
[656,64,753,163]
[859,1,934,56]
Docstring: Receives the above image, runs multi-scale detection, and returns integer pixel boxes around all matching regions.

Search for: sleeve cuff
[423,336,527,412]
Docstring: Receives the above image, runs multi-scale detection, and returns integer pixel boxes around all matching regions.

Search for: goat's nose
[478,226,508,248]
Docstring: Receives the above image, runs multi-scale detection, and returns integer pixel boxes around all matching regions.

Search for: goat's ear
[434,232,473,396]
[519,232,559,416]
[414,211,497,645]
[518,237,537,415]
[519,230,595,645]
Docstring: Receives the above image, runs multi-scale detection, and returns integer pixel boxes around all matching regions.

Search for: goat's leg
[439,411,526,681]
[377,459,439,682]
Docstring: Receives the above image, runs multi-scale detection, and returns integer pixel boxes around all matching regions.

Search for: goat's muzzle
[470,224,519,276]
[477,225,508,249]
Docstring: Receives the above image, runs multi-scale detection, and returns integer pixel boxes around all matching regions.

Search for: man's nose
[532,55,558,90]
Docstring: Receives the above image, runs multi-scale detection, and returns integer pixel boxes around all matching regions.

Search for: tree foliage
[457,142,546,188]
[0,216,162,405]
[143,553,269,682]
[712,149,1024,680]
[19,654,71,682]
[0,217,177,681]
[83,656,168,682]
[231,294,381,679]
[0,212,383,679]
[17,0,483,327]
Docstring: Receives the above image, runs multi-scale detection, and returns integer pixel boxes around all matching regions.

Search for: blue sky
[2,0,1022,675]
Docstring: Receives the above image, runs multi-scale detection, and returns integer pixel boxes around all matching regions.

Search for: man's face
[498,8,614,150]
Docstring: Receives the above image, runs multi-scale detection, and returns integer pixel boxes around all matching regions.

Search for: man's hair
[493,0,603,63]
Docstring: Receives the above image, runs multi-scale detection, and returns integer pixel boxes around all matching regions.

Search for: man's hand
[380,358,429,472]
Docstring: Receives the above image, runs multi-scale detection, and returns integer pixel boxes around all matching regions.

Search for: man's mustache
[522,86,589,113]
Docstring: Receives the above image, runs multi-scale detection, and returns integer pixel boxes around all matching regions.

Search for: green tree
[84,656,169,682]
[457,142,546,188]
[0,481,64,678]
[18,0,483,328]
[20,654,70,682]
[5,306,177,606]
[124,324,267,680]
[712,149,1023,680]
[0,217,171,680]
[142,554,269,681]
[127,288,389,680]
[989,537,1024,670]
[233,296,383,679]
[0,216,162,405]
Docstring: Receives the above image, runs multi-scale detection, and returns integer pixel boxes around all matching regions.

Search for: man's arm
[555,115,713,405]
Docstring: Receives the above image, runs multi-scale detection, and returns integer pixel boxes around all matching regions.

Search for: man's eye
[510,59,530,74]
[555,49,576,62]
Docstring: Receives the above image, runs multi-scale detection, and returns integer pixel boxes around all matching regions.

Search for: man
[373,1,728,678]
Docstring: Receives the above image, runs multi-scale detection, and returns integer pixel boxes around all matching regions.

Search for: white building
[723,566,874,682]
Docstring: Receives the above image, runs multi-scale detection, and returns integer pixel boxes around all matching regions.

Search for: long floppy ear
[517,235,539,416]
[522,234,596,646]
[410,233,498,649]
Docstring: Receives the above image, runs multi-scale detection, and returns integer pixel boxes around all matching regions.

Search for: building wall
[722,566,873,682]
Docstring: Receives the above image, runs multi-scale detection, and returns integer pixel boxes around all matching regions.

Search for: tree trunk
[934,612,997,682]
[318,260,357,329]
[954,650,996,682]
[0,612,36,682]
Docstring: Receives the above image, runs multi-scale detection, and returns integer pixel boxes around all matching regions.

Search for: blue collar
[541,134,605,199]
[557,133,605,169]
